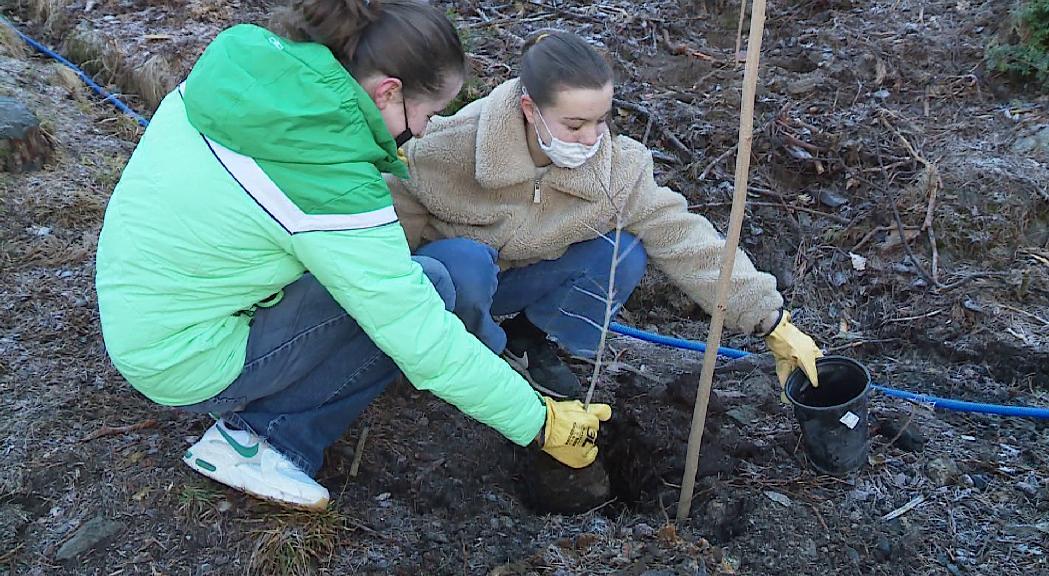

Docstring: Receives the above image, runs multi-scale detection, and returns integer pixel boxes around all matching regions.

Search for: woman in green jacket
[95,0,610,510]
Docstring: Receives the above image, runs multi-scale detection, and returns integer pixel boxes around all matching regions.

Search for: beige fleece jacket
[387,79,783,335]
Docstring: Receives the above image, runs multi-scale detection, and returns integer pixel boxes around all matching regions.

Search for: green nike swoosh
[216,424,259,459]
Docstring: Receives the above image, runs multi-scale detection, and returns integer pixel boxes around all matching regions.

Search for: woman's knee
[417,238,499,304]
[411,256,456,311]
[613,232,648,288]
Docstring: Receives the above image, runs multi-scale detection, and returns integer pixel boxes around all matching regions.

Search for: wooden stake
[676,0,767,524]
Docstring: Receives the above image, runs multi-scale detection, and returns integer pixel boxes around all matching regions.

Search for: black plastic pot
[785,356,871,476]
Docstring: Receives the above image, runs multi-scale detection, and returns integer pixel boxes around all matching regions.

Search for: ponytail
[274,0,467,98]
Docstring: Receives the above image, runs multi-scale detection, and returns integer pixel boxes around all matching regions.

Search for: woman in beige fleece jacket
[388,30,822,399]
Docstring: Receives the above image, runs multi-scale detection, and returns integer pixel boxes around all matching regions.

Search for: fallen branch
[689,200,849,224]
[81,419,157,442]
[697,111,782,180]
[881,495,926,521]
[614,98,692,162]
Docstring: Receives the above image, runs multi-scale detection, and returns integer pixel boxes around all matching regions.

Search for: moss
[986,0,1049,89]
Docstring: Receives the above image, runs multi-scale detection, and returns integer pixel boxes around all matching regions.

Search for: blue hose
[1,17,150,127]
[609,322,1049,420]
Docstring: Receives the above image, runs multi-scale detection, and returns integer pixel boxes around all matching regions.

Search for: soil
[1,0,1047,574]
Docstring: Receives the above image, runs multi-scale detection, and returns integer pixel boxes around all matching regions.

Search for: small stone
[726,406,759,426]
[845,546,861,565]
[801,539,818,559]
[873,89,891,99]
[924,457,960,487]
[1016,481,1039,498]
[874,536,893,562]
[55,516,125,561]
[787,75,820,95]
[970,474,988,490]
[634,522,656,538]
[818,189,849,209]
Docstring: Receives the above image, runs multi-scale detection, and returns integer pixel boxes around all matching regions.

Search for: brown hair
[273,0,467,99]
[520,29,613,108]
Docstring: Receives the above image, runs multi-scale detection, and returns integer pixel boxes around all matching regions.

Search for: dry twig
[349,426,369,478]
[81,418,157,442]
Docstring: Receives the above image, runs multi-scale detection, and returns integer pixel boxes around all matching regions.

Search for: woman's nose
[579,126,601,146]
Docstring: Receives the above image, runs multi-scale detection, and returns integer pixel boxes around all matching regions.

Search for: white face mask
[532,106,603,169]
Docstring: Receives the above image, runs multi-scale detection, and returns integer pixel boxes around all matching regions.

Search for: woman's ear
[520,92,537,125]
[368,77,404,111]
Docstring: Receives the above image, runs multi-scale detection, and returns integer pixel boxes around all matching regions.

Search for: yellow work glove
[764,311,823,395]
[539,397,612,469]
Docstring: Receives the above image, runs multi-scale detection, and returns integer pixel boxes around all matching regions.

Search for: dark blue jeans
[182,257,454,477]
[416,233,648,357]
[180,234,647,478]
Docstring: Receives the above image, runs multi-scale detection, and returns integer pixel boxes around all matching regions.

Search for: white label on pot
[840,412,860,429]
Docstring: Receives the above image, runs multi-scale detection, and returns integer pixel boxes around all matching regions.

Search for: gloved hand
[764,310,823,391]
[538,397,612,468]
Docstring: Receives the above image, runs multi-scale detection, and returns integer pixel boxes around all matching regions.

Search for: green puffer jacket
[95,24,546,446]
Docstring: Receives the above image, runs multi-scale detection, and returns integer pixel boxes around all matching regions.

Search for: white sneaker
[183,421,330,510]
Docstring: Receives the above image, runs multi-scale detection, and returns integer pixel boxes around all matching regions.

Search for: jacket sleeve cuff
[758,309,785,338]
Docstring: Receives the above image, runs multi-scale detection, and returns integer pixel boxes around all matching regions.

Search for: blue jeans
[181,257,455,477]
[416,233,648,357]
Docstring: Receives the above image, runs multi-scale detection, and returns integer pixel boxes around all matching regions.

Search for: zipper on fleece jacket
[532,178,541,204]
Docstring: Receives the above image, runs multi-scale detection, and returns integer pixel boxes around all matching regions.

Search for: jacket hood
[182,24,407,179]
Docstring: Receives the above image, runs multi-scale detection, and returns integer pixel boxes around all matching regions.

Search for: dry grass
[129,53,174,110]
[59,27,174,111]
[0,20,27,59]
[61,28,124,86]
[50,63,85,101]
[176,482,220,522]
[27,0,71,35]
[248,508,345,576]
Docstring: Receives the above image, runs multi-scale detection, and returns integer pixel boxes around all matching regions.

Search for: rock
[55,516,125,561]
[0,97,53,173]
[845,546,861,565]
[1016,481,1039,498]
[970,474,988,490]
[874,536,893,562]
[925,457,960,487]
[1011,125,1049,155]
[787,75,820,96]
[726,406,759,427]
[634,522,656,538]
[0,504,29,547]
[818,189,849,209]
